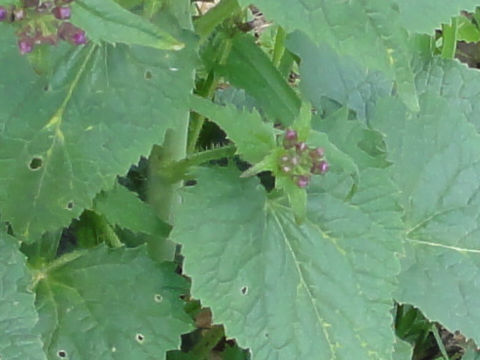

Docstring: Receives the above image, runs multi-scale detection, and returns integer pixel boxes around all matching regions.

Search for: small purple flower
[296,175,310,188]
[311,160,329,175]
[295,141,308,153]
[18,39,33,54]
[72,29,86,45]
[309,147,325,159]
[0,7,6,21]
[283,129,298,149]
[52,6,71,20]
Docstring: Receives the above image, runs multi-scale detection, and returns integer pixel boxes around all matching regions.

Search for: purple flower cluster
[0,0,86,55]
[279,129,329,188]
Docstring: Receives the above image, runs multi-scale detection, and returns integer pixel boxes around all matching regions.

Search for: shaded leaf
[393,339,413,360]
[0,232,45,360]
[172,166,402,359]
[0,28,195,241]
[35,245,192,359]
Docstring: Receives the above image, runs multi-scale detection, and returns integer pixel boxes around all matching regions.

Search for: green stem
[431,325,450,360]
[194,0,241,42]
[181,144,236,168]
[272,26,286,68]
[441,17,458,59]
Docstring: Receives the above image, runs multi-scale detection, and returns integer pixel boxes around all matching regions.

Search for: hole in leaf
[43,84,51,92]
[136,333,145,343]
[144,70,152,80]
[29,157,43,170]
[185,180,197,187]
[57,350,67,358]
[241,286,248,295]
[154,294,163,303]
[66,201,74,210]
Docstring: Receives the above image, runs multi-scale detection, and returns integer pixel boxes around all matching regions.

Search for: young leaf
[0,29,195,242]
[393,339,413,360]
[71,0,184,50]
[190,95,277,164]
[94,183,170,237]
[172,166,403,360]
[34,245,192,359]
[371,91,480,346]
[0,232,46,360]
[216,33,300,125]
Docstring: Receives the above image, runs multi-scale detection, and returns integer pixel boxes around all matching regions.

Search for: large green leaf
[0,28,195,242]
[0,233,45,360]
[34,245,192,359]
[286,31,392,121]
[172,166,402,359]
[71,0,184,50]
[396,0,479,34]
[392,339,412,360]
[216,33,300,125]
[371,91,480,344]
[239,0,418,111]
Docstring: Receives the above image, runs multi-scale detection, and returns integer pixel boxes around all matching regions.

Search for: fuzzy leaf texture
[71,0,184,50]
[34,245,192,359]
[0,26,194,242]
[0,233,45,360]
[172,166,403,359]
[371,75,480,344]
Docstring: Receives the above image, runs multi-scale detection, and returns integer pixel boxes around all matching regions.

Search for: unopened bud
[281,165,292,173]
[295,141,308,153]
[296,175,310,188]
[283,129,297,149]
[52,6,71,20]
[309,147,325,159]
[18,38,33,54]
[0,7,6,21]
[311,160,329,175]
[13,8,25,21]
[72,30,86,45]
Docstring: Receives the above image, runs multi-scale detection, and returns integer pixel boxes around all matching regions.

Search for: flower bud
[295,141,308,153]
[13,8,25,21]
[283,129,297,149]
[0,7,6,21]
[72,29,86,45]
[37,1,54,12]
[311,160,329,175]
[280,155,290,163]
[290,155,299,166]
[18,38,33,54]
[281,165,292,173]
[296,175,310,188]
[309,147,325,159]
[52,6,71,20]
[23,0,39,7]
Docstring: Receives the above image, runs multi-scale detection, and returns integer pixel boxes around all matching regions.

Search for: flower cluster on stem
[0,0,86,55]
[279,129,329,188]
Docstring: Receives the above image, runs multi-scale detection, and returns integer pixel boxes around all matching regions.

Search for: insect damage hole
[144,70,152,80]
[57,350,67,358]
[241,286,248,295]
[28,157,43,170]
[135,333,145,344]
[154,294,163,303]
[66,201,74,210]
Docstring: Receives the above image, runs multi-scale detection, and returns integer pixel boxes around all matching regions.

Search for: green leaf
[0,232,46,360]
[216,33,300,125]
[286,31,392,121]
[371,91,480,345]
[172,166,403,359]
[71,0,184,50]
[312,107,390,170]
[0,29,195,241]
[456,16,480,43]
[94,183,170,237]
[239,0,418,111]
[395,0,479,34]
[393,339,413,360]
[35,245,192,359]
[190,95,277,163]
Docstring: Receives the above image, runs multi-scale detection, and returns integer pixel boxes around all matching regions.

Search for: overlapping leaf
[0,233,45,360]
[371,89,480,343]
[393,339,413,360]
[34,245,192,359]
[0,27,195,242]
[172,166,402,359]
[71,0,184,50]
